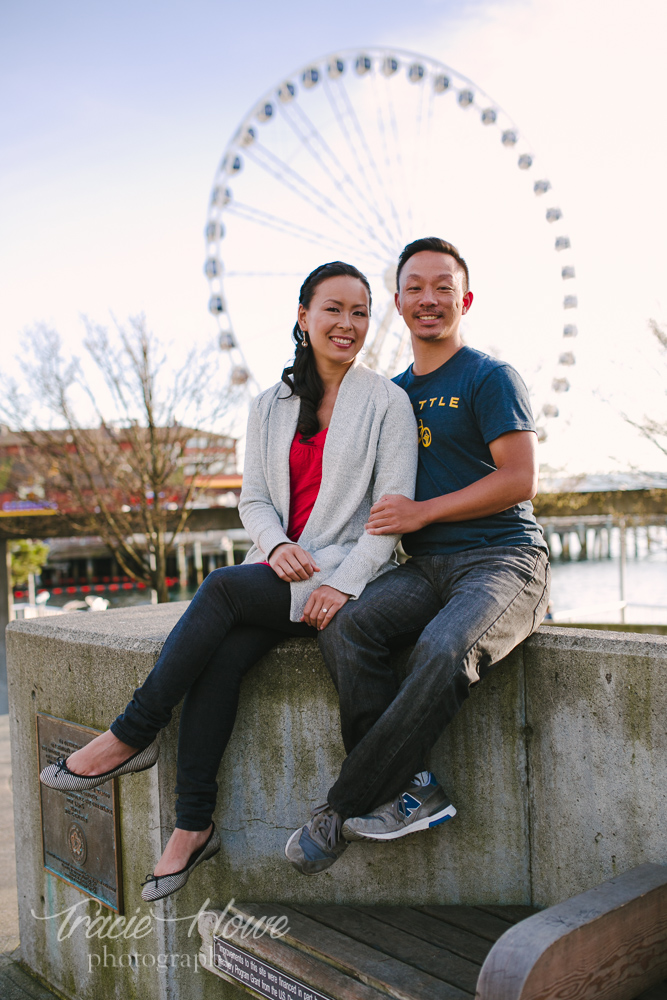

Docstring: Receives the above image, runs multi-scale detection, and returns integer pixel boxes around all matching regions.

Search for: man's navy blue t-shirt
[392,346,547,556]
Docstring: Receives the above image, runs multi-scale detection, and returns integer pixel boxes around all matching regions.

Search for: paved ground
[0,714,61,999]
[0,714,20,957]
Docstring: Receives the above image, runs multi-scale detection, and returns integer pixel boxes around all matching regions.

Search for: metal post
[149,551,158,605]
[0,540,12,714]
[577,523,588,560]
[221,534,234,567]
[194,540,203,587]
[619,518,627,624]
[560,532,570,561]
[177,543,188,588]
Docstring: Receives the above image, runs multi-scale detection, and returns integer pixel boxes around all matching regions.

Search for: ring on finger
[321,607,329,614]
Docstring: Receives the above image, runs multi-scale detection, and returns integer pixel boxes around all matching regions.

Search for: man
[285,237,550,875]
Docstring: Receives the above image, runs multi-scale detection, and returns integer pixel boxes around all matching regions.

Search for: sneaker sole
[284,828,301,863]
[343,803,457,842]
[284,827,347,876]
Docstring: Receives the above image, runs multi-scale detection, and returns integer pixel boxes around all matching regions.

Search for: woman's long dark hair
[281,261,372,440]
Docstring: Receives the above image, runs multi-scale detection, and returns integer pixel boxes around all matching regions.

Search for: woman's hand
[301,585,350,630]
[269,543,320,582]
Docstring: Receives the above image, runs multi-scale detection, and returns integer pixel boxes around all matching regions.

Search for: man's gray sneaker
[285,804,348,875]
[342,774,456,842]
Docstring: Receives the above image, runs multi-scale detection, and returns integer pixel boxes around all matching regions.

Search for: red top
[286,426,328,541]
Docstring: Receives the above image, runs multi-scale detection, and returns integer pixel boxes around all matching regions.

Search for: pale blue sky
[2,0,666,473]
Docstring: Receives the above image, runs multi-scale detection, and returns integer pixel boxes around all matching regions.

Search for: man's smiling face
[395,250,472,344]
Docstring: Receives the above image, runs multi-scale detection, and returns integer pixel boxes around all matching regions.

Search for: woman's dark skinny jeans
[110,564,315,830]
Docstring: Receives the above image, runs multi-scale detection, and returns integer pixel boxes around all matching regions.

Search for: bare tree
[2,317,231,602]
[622,320,667,460]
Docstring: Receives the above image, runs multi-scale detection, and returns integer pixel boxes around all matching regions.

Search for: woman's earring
[301,330,309,347]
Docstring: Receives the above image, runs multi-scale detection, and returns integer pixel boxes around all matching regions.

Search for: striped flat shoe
[141,824,221,902]
[39,740,159,791]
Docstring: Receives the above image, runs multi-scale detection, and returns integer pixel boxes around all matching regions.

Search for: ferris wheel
[204,47,578,442]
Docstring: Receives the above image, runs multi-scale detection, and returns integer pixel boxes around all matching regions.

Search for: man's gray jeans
[318,545,550,819]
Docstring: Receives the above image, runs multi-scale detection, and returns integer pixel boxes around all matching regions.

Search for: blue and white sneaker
[285,804,348,875]
[341,773,456,842]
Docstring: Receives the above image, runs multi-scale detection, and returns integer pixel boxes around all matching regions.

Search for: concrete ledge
[6,608,667,1000]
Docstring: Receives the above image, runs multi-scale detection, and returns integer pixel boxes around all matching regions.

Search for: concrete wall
[0,539,12,715]
[5,607,667,1000]
[524,628,667,904]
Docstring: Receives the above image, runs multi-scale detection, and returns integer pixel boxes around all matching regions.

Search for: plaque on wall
[37,713,124,913]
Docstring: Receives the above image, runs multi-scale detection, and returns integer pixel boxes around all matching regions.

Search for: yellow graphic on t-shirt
[418,418,431,448]
[418,395,459,409]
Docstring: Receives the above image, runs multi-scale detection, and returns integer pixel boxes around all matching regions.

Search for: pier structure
[540,515,667,562]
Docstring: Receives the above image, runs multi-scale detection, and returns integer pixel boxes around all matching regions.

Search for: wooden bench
[198,864,667,1000]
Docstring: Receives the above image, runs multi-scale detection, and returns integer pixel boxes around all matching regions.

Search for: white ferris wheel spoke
[412,72,437,231]
[242,141,396,260]
[277,98,399,254]
[226,201,379,261]
[363,298,400,368]
[321,73,404,251]
[369,71,413,239]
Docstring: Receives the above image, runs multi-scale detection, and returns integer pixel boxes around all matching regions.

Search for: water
[548,524,667,624]
[549,554,667,624]
[42,543,667,627]
[44,586,197,612]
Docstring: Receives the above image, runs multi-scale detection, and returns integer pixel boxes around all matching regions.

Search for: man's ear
[462,291,474,315]
[394,291,402,316]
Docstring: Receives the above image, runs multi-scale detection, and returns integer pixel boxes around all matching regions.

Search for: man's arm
[365,430,538,535]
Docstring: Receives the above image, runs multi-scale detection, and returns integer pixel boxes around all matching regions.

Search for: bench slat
[239,903,472,1000]
[293,904,480,994]
[354,906,492,966]
[415,906,514,943]
[475,906,538,925]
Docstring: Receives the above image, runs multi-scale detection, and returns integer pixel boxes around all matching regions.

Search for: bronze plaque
[37,713,124,913]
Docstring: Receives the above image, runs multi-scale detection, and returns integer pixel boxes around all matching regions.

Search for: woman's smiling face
[298,274,370,369]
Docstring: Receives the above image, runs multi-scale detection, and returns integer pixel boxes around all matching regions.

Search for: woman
[40,261,417,901]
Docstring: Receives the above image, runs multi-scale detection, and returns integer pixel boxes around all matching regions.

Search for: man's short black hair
[396,237,470,294]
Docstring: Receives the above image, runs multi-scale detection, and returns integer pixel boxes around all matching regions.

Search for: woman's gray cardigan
[239,361,418,621]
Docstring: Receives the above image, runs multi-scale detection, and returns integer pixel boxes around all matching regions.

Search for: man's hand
[365,494,426,535]
[367,432,538,534]
[301,585,350,630]
[269,543,320,582]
